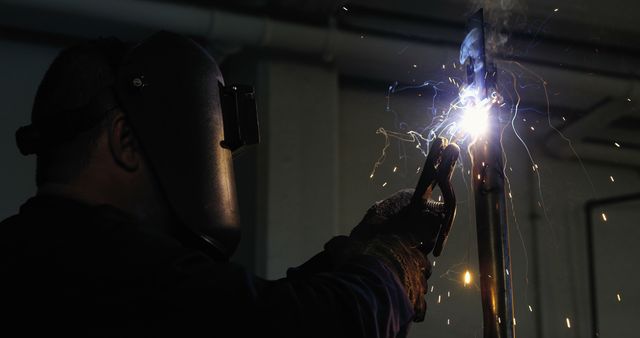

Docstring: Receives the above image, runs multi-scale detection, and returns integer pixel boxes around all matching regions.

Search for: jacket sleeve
[163,239,415,338]
[253,252,415,338]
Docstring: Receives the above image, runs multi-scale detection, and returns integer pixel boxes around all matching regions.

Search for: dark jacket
[1,196,414,337]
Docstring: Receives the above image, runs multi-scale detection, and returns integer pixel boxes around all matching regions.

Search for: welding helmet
[115,31,259,258]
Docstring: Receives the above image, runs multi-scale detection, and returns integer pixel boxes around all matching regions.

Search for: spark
[506,269,510,276]
[506,62,575,242]
[342,6,348,11]
[562,116,566,121]
[442,64,446,69]
[601,212,607,222]
[416,166,421,173]
[565,317,571,328]
[430,285,434,293]
[464,270,472,286]
[614,142,621,147]
[513,318,517,326]
[412,64,418,68]
[508,192,513,198]
[627,98,632,102]
[433,260,437,267]
[447,291,451,297]
[498,317,501,324]
[447,319,450,325]
[530,126,535,131]
[369,174,374,179]
[528,305,533,312]
[554,8,559,12]
[438,295,442,303]
[617,293,622,302]
[393,166,398,173]
[368,127,395,178]
[610,176,615,182]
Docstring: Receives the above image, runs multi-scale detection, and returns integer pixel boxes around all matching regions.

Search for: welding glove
[347,139,460,321]
[343,189,438,322]
[351,189,441,253]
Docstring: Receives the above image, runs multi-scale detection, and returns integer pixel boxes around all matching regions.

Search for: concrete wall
[258,59,341,278]
[529,152,640,338]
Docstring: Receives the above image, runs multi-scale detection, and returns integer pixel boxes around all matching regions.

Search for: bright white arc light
[457,86,492,137]
[459,101,490,137]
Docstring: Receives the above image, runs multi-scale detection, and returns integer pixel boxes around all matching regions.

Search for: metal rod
[467,9,515,338]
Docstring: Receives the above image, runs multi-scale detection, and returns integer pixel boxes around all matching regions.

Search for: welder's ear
[108,110,140,172]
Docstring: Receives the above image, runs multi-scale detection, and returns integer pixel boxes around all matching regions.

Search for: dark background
[1,1,639,337]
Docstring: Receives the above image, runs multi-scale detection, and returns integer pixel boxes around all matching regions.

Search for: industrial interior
[1,0,638,337]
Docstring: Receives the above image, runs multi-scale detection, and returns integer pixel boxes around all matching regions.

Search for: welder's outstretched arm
[253,248,416,338]
[249,138,460,336]
[169,138,459,338]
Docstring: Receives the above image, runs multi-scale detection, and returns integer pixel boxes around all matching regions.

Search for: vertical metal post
[467,9,516,338]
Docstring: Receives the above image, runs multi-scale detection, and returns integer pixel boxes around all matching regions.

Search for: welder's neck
[36,182,175,235]
[37,183,122,210]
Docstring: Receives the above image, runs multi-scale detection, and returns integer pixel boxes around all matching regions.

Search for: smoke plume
[468,0,526,56]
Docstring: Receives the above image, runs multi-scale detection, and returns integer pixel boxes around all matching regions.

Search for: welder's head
[16,31,259,259]
[16,37,127,187]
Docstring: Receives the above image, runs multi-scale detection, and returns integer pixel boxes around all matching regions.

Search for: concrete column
[259,59,340,279]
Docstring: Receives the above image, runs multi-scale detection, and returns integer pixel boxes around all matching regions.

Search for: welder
[1,31,459,337]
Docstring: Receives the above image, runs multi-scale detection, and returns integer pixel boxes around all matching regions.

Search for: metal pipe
[468,9,515,338]
[471,94,516,338]
[0,0,452,66]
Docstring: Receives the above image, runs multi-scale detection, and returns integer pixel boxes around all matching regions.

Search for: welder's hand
[346,191,436,322]
[350,139,460,255]
[350,189,437,250]
[348,138,459,321]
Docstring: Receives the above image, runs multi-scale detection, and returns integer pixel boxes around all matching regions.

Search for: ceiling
[164,0,640,45]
